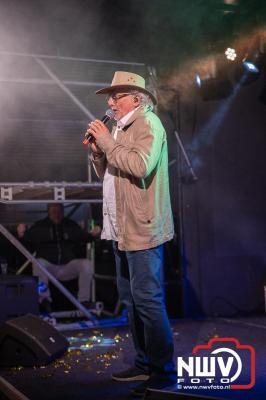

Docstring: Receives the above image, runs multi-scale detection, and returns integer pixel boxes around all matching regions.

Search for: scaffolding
[0,51,150,322]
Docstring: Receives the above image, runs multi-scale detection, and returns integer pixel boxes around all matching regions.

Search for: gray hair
[130,90,154,111]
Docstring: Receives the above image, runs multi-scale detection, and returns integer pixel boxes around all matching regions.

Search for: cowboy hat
[95,71,157,105]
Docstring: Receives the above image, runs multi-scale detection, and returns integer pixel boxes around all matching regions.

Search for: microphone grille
[105,109,115,119]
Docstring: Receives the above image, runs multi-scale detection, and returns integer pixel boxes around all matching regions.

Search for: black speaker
[144,389,223,400]
[0,314,69,367]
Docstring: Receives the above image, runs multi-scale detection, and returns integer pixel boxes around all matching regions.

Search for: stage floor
[0,316,265,400]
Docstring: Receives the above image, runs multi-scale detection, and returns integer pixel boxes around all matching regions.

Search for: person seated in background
[24,203,101,313]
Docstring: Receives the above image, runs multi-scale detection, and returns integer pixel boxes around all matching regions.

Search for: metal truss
[0,181,103,204]
[0,50,145,122]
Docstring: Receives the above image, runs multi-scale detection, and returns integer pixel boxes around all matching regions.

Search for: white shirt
[101,108,137,241]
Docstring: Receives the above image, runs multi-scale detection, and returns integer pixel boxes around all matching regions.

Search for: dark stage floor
[0,316,266,400]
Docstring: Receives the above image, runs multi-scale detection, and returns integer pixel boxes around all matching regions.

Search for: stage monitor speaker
[0,376,30,400]
[0,314,69,367]
[144,388,223,400]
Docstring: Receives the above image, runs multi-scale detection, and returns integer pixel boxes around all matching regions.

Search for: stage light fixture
[195,74,202,87]
[243,62,259,73]
[242,51,265,74]
[225,47,237,61]
[234,50,266,86]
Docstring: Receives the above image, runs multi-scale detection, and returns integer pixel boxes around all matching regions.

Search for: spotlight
[225,47,237,61]
[243,51,265,74]
[195,74,202,87]
[234,51,266,85]
[243,62,259,73]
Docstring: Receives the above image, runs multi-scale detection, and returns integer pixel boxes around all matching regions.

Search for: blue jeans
[113,242,175,375]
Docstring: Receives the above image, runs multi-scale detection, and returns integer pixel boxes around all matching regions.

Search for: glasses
[106,93,132,102]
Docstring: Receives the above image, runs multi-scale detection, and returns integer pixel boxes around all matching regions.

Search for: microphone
[83,109,115,145]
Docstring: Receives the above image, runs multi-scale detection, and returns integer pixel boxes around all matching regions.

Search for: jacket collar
[119,107,148,132]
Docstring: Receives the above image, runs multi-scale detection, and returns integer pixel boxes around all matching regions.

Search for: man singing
[86,71,175,396]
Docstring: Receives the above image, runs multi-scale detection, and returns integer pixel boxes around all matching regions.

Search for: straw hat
[95,71,157,104]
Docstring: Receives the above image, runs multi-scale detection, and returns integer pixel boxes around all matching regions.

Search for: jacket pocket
[131,184,153,224]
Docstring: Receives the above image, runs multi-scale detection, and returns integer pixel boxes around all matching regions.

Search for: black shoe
[131,373,176,397]
[39,298,52,314]
[112,366,149,382]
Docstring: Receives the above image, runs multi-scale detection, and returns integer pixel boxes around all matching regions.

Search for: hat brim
[95,84,157,105]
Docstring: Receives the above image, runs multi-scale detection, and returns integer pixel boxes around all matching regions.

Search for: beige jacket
[92,107,174,251]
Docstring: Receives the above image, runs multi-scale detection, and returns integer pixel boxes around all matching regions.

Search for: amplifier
[0,275,38,323]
